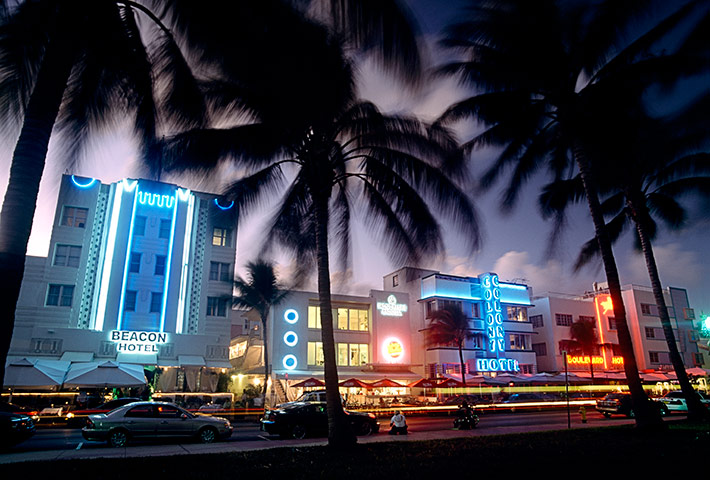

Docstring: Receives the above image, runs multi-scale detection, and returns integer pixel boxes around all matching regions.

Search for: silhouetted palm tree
[540,99,710,420]
[567,317,601,381]
[233,260,289,412]
[0,0,205,388]
[438,0,709,429]
[424,306,478,386]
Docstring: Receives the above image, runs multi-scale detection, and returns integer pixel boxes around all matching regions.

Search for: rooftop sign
[377,295,408,317]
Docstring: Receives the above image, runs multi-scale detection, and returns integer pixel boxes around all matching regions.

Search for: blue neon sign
[71,175,97,189]
[138,191,175,209]
[482,273,504,355]
[214,198,234,210]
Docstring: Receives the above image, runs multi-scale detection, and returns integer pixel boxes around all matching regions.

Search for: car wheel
[659,405,669,417]
[198,427,217,444]
[358,422,373,436]
[292,424,307,440]
[108,429,128,448]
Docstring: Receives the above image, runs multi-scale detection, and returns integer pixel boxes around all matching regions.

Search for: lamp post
[563,350,570,429]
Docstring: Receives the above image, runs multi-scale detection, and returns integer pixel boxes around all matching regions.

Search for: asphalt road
[0,409,644,464]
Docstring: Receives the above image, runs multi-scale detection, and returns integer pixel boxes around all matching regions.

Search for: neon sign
[283,354,297,370]
[110,330,168,354]
[284,309,299,324]
[137,191,175,208]
[71,175,97,189]
[214,198,234,210]
[476,358,520,372]
[381,337,404,361]
[283,331,299,347]
[482,273,504,354]
[377,295,408,317]
[566,355,623,367]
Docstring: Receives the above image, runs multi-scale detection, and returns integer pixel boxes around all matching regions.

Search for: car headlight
[66,412,75,419]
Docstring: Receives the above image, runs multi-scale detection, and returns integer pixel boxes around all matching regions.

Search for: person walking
[389,410,408,435]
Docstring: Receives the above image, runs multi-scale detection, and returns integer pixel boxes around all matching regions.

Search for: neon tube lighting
[95,182,124,331]
[214,198,234,210]
[160,190,179,332]
[71,175,97,189]
[117,185,139,330]
[176,192,194,334]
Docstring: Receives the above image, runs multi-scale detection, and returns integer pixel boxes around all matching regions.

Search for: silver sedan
[82,401,232,447]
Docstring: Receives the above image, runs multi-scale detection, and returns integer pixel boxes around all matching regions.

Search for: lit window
[308,342,324,366]
[46,284,74,307]
[129,252,141,273]
[508,334,528,350]
[53,244,81,267]
[150,292,163,313]
[124,290,137,311]
[335,307,369,331]
[212,227,230,247]
[308,305,322,329]
[507,306,528,322]
[154,255,166,276]
[61,206,88,228]
[159,218,172,239]
[134,216,147,236]
[337,343,348,366]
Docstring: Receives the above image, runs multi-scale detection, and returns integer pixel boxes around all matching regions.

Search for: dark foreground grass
[6,422,709,477]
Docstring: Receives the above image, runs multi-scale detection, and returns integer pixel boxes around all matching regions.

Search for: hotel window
[641,303,659,316]
[555,313,573,326]
[46,284,74,307]
[212,227,230,247]
[209,262,231,282]
[608,317,617,330]
[159,218,172,239]
[124,290,137,311]
[471,303,481,318]
[426,300,435,317]
[508,334,528,350]
[206,297,227,317]
[134,215,147,236]
[530,314,544,328]
[532,343,547,356]
[129,252,141,273]
[337,343,348,366]
[694,353,704,366]
[579,315,596,325]
[150,292,163,313]
[439,300,462,311]
[307,341,325,366]
[392,274,399,287]
[308,305,322,329]
[349,343,369,366]
[335,307,369,331]
[53,244,81,267]
[154,255,166,276]
[649,351,660,363]
[61,206,88,228]
[507,306,528,322]
[683,308,695,319]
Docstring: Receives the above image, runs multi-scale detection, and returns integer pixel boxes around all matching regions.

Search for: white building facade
[7,175,236,391]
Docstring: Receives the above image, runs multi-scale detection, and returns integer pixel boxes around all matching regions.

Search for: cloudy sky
[1,0,708,317]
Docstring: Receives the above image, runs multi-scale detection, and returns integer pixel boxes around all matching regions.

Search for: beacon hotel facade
[6,174,235,391]
[232,266,536,395]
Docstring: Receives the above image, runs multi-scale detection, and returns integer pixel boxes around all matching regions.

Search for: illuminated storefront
[6,175,234,393]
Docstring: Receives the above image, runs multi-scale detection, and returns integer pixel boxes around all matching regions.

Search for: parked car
[82,401,232,447]
[66,398,141,428]
[658,390,710,413]
[0,408,36,448]
[260,402,379,439]
[596,393,668,418]
[277,390,345,408]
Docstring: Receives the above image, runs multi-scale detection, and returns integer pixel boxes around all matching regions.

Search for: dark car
[65,397,141,428]
[0,405,36,448]
[260,402,379,439]
[596,392,668,418]
[82,401,233,447]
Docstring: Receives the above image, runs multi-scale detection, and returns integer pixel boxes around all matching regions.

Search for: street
[1,409,642,464]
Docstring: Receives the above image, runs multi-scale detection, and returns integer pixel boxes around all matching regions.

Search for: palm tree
[437,0,709,429]
[0,0,206,388]
[232,259,289,412]
[567,317,601,381]
[424,306,478,386]
[540,100,710,421]
[162,17,480,446]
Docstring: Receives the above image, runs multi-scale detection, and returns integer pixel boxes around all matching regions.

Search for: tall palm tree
[540,100,710,421]
[232,259,289,412]
[567,317,600,381]
[162,17,480,446]
[0,0,206,388]
[424,306,478,386]
[437,0,709,429]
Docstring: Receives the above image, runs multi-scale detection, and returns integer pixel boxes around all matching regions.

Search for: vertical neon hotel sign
[477,273,520,372]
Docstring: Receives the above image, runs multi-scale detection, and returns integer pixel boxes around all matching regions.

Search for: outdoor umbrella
[686,367,709,376]
[63,361,146,388]
[290,377,325,388]
[408,378,439,388]
[370,378,404,388]
[435,378,465,388]
[3,358,69,389]
[339,378,371,388]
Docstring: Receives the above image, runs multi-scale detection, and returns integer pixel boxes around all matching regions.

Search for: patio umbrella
[370,378,404,388]
[408,378,439,388]
[435,378,465,388]
[339,378,371,388]
[290,377,325,388]
[686,367,709,376]
[3,358,69,389]
[63,361,147,388]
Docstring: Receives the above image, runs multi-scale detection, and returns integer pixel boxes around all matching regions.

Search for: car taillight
[368,413,376,419]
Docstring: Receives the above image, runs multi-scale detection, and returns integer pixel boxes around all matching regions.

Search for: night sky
[1,0,708,316]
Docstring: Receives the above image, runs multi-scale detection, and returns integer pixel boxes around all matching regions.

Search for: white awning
[60,351,94,362]
[178,355,206,367]
[3,358,71,389]
[116,353,157,365]
[205,360,232,369]
[63,361,147,388]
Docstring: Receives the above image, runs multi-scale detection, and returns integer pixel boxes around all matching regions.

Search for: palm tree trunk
[458,343,467,386]
[628,197,708,421]
[0,33,74,388]
[575,145,663,429]
[313,193,356,447]
[261,312,269,412]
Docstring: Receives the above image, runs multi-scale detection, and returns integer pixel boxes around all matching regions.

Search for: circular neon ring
[283,331,299,347]
[71,175,97,189]
[284,309,299,324]
[214,198,235,210]
[283,354,298,370]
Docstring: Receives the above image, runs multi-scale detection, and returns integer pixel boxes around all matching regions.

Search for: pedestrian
[389,410,408,435]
